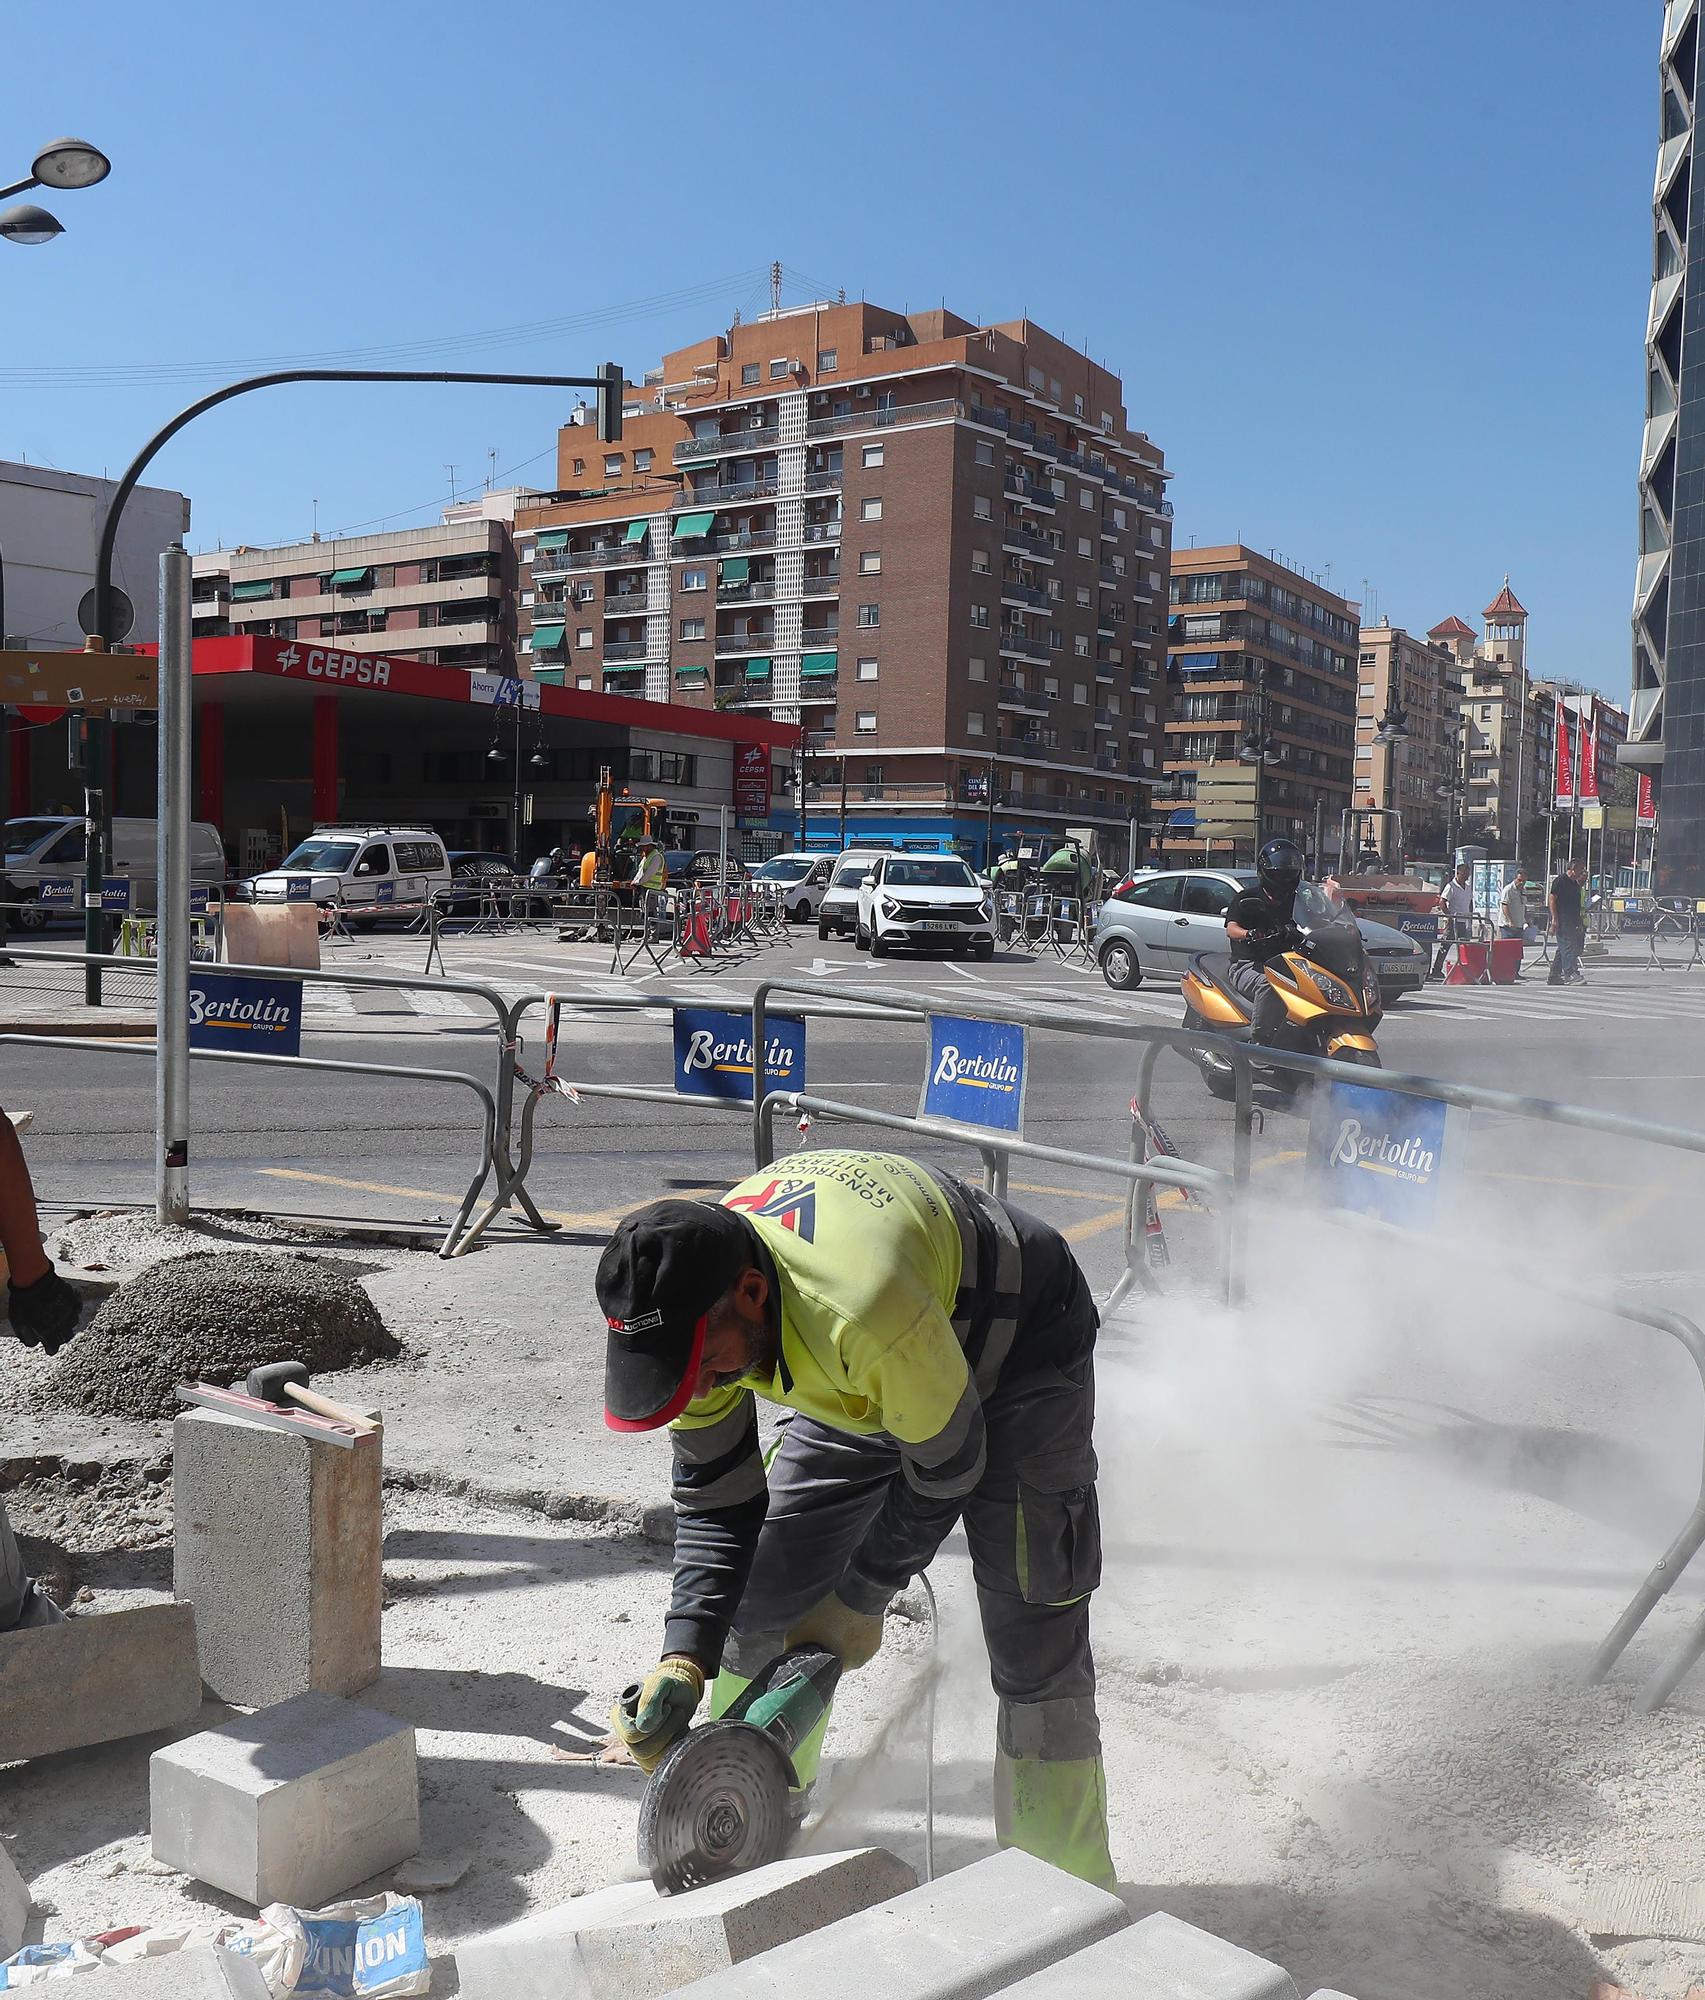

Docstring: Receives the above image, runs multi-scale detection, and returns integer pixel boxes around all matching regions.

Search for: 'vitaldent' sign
[920,1015,1027,1135]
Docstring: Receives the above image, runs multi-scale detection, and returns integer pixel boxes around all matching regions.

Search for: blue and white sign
[189,885,211,915]
[673,1006,806,1103]
[288,1896,429,1998]
[1308,1079,1448,1225]
[286,877,314,902]
[921,1014,1028,1135]
[1390,910,1440,945]
[188,970,303,1057]
[374,880,395,905]
[38,876,130,911]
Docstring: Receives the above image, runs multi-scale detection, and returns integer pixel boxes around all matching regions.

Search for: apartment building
[512,300,1172,860]
[1429,584,1552,853]
[1162,546,1358,861]
[1353,623,1462,859]
[190,490,537,675]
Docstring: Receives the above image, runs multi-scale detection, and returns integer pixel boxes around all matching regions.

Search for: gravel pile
[42,1250,400,1421]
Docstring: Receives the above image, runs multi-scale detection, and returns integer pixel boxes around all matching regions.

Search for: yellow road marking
[259,1167,642,1233]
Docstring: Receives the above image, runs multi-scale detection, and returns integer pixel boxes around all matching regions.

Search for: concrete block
[0,1603,202,1763]
[150,1691,418,1909]
[663,1848,1127,2000]
[65,1945,272,1997]
[173,1407,382,1705]
[997,1911,1299,1999]
[455,1846,917,2000]
[0,1841,29,1958]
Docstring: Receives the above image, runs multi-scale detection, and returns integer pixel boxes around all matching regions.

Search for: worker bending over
[598,1148,1114,1888]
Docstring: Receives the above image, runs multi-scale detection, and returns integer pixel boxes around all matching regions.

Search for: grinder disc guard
[637,1719,795,1893]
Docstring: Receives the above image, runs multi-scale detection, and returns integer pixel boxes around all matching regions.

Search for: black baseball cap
[598,1200,755,1432]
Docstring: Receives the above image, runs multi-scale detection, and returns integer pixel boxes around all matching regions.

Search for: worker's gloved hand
[610,1656,705,1773]
[786,1592,885,1671]
[6,1268,83,1355]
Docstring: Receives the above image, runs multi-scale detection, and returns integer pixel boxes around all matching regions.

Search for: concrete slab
[660,1849,1128,2000]
[996,1910,1300,1999]
[455,1846,917,2000]
[173,1408,383,1705]
[62,1945,272,1996]
[0,1841,29,1958]
[149,1691,418,1909]
[0,1602,201,1763]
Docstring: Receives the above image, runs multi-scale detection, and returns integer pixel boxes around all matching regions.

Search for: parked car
[245,826,451,924]
[1092,868,1429,1000]
[855,852,995,960]
[438,850,520,919]
[752,852,833,922]
[817,850,882,939]
[4,814,226,929]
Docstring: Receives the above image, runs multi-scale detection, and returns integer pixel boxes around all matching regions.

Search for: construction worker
[634,835,668,896]
[1039,837,1094,903]
[598,1150,1115,1889]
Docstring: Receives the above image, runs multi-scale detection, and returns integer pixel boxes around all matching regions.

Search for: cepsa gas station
[6,635,798,874]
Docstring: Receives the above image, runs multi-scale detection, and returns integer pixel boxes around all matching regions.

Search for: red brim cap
[604,1311,708,1433]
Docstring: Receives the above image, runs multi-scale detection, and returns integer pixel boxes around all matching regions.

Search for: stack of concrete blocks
[455,1848,918,2000]
[150,1691,419,1908]
[171,1405,382,1705]
[0,1602,201,1764]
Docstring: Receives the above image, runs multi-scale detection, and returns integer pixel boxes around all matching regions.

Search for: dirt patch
[2,1460,174,1607]
[41,1250,400,1421]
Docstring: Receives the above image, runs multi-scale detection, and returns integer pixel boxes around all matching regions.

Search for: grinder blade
[637,1719,794,1895]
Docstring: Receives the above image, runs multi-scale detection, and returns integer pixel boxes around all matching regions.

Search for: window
[976,440,996,466]
[1113,507,1127,529]
[969,604,989,628]
[572,457,585,477]
[679,617,706,641]
[1480,704,1492,720]
[973,496,992,521]
[1076,585,1092,608]
[741,363,760,386]
[1074,635,1090,657]
[862,444,884,468]
[1181,876,1234,917]
[682,567,707,591]
[770,359,789,380]
[1077,537,1092,557]
[1073,683,1088,704]
[817,348,838,373]
[971,548,990,573]
[1073,393,1085,416]
[1358,681,1375,697]
[969,656,986,682]
[1080,488,1094,508]
[858,658,879,681]
[634,448,653,472]
[576,628,593,650]
[860,497,883,521]
[1049,627,1063,651]
[521,590,536,607]
[856,711,877,734]
[967,710,986,737]
[604,454,624,477]
[1071,730,1088,752]
[1116,876,1181,911]
[859,550,881,575]
[1043,675,1060,696]
[858,603,880,628]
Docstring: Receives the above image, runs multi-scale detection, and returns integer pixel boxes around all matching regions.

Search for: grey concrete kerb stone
[455,1847,917,2000]
[0,1602,201,1764]
[60,1945,272,1996]
[995,1910,1301,1999]
[0,1841,29,1959]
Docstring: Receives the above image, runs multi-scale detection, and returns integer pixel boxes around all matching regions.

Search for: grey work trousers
[0,1493,61,1632]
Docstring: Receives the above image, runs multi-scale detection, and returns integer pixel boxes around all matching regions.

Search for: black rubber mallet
[244,1360,377,1434]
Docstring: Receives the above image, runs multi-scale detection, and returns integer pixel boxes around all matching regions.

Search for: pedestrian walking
[1548,858,1588,986]
[598,1149,1115,1888]
[1498,869,1529,941]
[1432,860,1475,978]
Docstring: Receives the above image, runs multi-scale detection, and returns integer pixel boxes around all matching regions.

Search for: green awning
[674,510,717,540]
[230,580,273,602]
[532,666,565,685]
[531,623,566,650]
[744,657,773,680]
[624,519,650,546]
[675,665,709,681]
[329,566,371,586]
[534,530,569,551]
[605,663,644,678]
[720,556,750,585]
[801,650,838,677]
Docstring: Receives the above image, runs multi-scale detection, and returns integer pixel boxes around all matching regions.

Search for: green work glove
[786,1592,885,1671]
[610,1656,705,1772]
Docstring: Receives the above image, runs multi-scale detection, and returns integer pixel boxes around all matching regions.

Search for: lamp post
[0,136,110,248]
[1372,700,1409,867]
[1236,661,1283,863]
[81,360,625,1003]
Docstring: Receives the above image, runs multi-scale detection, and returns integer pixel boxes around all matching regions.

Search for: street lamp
[1236,662,1282,861]
[1372,701,1409,867]
[0,137,111,247]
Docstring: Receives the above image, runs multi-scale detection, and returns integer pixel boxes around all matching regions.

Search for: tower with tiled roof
[1482,577,1527,674]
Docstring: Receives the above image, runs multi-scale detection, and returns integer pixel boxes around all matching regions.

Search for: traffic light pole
[82,361,623,1004]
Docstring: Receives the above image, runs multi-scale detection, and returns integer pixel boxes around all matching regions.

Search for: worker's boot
[6,1266,83,1354]
[993,1697,1117,1891]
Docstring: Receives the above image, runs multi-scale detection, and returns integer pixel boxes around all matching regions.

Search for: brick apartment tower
[514,300,1172,861]
[1354,622,1463,860]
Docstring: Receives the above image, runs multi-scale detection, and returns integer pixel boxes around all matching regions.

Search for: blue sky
[2,0,1652,694]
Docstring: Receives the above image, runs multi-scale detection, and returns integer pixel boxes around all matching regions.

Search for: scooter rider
[1224,838,1305,1046]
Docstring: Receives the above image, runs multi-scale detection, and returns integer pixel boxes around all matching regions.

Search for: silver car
[817,850,883,939]
[1092,868,1429,999]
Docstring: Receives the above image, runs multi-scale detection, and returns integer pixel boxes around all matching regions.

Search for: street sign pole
[156,546,192,1225]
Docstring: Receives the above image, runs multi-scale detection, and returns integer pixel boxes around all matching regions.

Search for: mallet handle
[283,1382,378,1433]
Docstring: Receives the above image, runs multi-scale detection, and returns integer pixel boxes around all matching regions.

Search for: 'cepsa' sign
[733,742,770,819]
[273,643,394,688]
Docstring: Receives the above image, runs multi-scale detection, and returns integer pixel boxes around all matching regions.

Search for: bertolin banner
[673,1006,805,1103]
[1307,1078,1448,1224]
[188,970,303,1057]
[921,1015,1027,1135]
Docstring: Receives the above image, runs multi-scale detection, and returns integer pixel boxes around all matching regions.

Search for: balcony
[533,542,657,579]
[802,520,842,545]
[998,628,1048,666]
[800,566,841,595]
[1094,707,1117,728]
[803,396,959,442]
[602,672,647,695]
[797,677,839,703]
[603,589,649,614]
[804,468,843,493]
[1000,580,1050,611]
[801,623,841,645]
[603,639,652,663]
[715,631,776,656]
[674,476,780,509]
[1002,525,1054,563]
[712,529,777,555]
[998,677,1050,716]
[717,580,777,605]
[1096,752,1122,773]
[675,423,781,462]
[1005,475,1056,512]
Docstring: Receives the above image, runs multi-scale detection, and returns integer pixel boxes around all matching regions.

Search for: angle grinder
[627,1644,842,1895]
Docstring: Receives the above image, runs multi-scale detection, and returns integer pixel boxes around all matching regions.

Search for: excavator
[580,766,671,890]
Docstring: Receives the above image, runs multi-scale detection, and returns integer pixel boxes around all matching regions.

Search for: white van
[247,827,451,921]
[752,852,834,922]
[4,815,227,929]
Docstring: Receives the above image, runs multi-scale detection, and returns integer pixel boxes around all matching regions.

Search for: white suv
[248,826,450,922]
[855,852,995,960]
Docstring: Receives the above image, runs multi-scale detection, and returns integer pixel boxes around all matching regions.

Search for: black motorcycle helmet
[1256,837,1305,904]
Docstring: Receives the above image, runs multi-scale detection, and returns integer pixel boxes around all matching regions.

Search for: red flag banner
[1578,700,1600,805]
[1638,771,1658,827]
[1553,692,1575,808]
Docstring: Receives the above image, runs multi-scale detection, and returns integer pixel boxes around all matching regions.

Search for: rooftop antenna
[486,447,497,492]
[445,463,458,505]
[770,260,782,311]
[311,497,319,543]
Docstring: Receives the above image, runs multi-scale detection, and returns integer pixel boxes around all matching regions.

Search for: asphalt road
[7,925,1705,1293]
